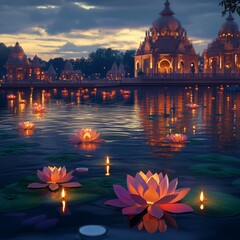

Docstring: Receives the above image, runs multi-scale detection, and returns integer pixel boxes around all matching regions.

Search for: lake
[0,86,239,239]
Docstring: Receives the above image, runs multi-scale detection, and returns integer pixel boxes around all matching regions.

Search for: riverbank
[1,77,240,89]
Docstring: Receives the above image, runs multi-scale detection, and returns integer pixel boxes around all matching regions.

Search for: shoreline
[1,77,240,89]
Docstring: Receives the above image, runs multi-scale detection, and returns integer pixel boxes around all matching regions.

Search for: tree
[0,43,11,76]
[219,0,240,15]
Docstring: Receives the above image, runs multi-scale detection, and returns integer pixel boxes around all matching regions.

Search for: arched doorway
[158,59,171,74]
[179,60,184,74]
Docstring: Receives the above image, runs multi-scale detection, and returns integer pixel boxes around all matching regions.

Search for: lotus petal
[148,205,164,219]
[130,194,147,205]
[143,189,160,204]
[104,199,129,208]
[146,176,158,191]
[49,183,59,191]
[27,182,48,189]
[160,203,193,213]
[168,178,178,194]
[58,170,74,183]
[113,184,133,205]
[170,188,191,203]
[60,182,81,188]
[127,175,138,195]
[37,170,49,183]
[155,194,177,204]
[122,205,146,215]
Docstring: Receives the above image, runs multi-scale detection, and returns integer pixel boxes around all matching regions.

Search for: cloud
[0,0,238,60]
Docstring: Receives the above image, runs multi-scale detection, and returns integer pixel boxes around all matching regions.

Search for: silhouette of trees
[219,0,240,15]
[0,44,135,79]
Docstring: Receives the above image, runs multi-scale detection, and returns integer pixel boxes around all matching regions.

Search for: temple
[203,13,240,74]
[6,42,44,82]
[134,0,199,77]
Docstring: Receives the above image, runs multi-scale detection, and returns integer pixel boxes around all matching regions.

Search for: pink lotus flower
[32,104,46,113]
[7,94,16,100]
[28,166,84,191]
[166,134,187,143]
[105,171,193,219]
[186,103,199,109]
[68,128,104,145]
[18,121,35,130]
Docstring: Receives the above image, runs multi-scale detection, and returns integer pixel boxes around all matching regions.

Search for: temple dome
[219,14,239,37]
[6,42,30,66]
[152,0,183,35]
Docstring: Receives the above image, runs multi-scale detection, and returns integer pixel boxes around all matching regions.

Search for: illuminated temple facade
[203,14,240,74]
[134,0,198,77]
[6,42,44,82]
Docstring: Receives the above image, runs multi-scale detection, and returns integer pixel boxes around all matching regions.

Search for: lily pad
[189,163,240,177]
[0,187,44,213]
[184,189,240,217]
[0,142,41,156]
[191,154,240,163]
[232,179,240,189]
[44,188,99,204]
[0,148,26,156]
[46,153,80,163]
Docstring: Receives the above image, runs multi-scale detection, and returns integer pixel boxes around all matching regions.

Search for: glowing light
[62,188,66,199]
[106,156,110,165]
[200,191,204,202]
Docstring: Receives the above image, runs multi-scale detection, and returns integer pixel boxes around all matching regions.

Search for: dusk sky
[0,0,237,60]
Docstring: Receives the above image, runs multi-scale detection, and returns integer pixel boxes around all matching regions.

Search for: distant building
[45,64,57,82]
[107,62,125,80]
[134,0,198,77]
[60,60,83,82]
[6,42,44,82]
[203,13,240,74]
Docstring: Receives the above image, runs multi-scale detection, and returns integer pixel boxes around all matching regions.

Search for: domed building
[203,13,240,74]
[134,0,198,77]
[106,62,126,80]
[6,42,44,82]
[60,60,83,82]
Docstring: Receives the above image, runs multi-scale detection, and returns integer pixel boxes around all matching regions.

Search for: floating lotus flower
[28,166,83,191]
[7,94,16,100]
[68,128,104,145]
[105,171,193,219]
[18,121,35,130]
[186,103,199,109]
[32,104,46,113]
[165,134,187,144]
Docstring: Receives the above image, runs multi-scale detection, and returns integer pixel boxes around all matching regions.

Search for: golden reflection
[136,213,177,234]
[105,165,110,176]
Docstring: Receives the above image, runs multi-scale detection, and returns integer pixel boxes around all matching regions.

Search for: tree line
[0,43,135,78]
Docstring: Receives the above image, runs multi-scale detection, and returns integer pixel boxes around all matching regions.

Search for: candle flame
[106,156,110,165]
[61,188,65,199]
[105,165,110,176]
[200,203,204,210]
[200,191,204,202]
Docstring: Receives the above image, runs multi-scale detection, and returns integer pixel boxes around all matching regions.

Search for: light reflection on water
[0,86,240,239]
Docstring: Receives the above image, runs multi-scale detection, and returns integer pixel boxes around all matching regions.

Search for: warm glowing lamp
[61,188,66,213]
[61,188,66,199]
[106,156,110,165]
[199,190,205,210]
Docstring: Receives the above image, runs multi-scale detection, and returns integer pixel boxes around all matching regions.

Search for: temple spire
[160,0,174,16]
